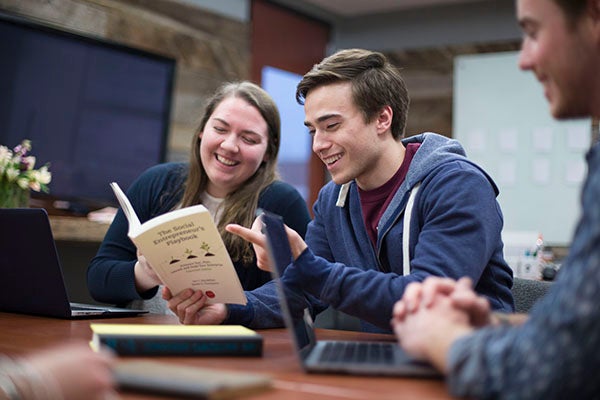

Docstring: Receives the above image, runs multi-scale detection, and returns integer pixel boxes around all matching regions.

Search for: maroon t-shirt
[358,143,420,248]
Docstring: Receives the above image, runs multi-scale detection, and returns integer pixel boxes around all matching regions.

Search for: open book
[110,182,246,305]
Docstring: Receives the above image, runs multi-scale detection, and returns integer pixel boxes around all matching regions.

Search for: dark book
[90,323,263,356]
[115,360,272,399]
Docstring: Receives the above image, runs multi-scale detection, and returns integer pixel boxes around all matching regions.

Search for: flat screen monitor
[0,12,175,213]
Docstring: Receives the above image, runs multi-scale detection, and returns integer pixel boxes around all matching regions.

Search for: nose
[518,40,533,71]
[311,130,330,154]
[220,134,239,152]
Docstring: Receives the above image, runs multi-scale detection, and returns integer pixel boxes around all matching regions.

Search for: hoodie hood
[335,132,499,209]
[402,132,499,195]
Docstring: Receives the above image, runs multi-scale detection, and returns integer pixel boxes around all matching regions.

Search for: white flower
[22,156,36,171]
[28,180,41,191]
[32,167,51,185]
[0,145,10,162]
[17,177,30,190]
[0,139,51,193]
[0,146,11,174]
[6,168,19,181]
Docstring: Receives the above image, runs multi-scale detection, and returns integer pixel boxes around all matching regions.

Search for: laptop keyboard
[318,341,395,364]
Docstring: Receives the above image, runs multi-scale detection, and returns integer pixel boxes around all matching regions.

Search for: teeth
[216,154,237,166]
[323,154,342,165]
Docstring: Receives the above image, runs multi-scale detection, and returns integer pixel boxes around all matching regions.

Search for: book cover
[90,323,263,356]
[110,182,246,305]
[114,360,272,399]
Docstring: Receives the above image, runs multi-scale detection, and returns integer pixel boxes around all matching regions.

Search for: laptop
[0,208,148,319]
[260,210,441,378]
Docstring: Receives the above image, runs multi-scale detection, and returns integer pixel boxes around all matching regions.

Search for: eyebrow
[303,113,340,127]
[518,16,535,30]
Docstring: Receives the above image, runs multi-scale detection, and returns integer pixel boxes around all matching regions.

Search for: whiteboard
[453,51,591,246]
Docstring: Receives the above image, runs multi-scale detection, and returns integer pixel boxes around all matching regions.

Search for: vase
[0,179,30,208]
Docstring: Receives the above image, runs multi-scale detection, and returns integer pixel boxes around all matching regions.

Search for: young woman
[87,81,311,328]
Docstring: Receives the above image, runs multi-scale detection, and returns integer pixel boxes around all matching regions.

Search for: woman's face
[199,96,270,198]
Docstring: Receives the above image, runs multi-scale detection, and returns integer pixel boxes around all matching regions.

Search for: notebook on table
[260,209,441,378]
[0,208,147,319]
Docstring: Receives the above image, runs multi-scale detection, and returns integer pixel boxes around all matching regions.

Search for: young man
[169,48,514,333]
[392,0,600,398]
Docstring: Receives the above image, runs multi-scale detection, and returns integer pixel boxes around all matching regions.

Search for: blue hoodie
[281,132,514,333]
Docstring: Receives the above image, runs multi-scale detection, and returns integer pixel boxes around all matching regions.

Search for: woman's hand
[162,287,227,325]
[134,250,163,292]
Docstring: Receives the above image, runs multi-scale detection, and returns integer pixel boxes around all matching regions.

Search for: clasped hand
[391,277,492,370]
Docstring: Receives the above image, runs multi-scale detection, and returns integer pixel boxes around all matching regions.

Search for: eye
[214,126,227,133]
[242,136,259,145]
[521,22,538,41]
[326,122,339,131]
[523,29,537,40]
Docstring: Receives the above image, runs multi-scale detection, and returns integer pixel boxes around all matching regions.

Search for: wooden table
[48,215,110,242]
[0,312,453,399]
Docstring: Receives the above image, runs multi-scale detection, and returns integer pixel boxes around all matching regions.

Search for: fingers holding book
[162,287,228,325]
[134,250,163,292]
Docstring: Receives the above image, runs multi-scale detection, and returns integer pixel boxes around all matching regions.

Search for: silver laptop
[0,208,147,319]
[260,210,440,377]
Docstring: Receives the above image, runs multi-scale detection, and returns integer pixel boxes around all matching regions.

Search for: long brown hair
[180,81,281,264]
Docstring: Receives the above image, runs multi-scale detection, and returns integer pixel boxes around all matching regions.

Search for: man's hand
[226,217,270,270]
[226,214,308,271]
[394,276,494,328]
[391,293,473,372]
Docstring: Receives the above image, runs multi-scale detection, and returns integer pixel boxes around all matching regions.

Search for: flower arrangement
[0,139,51,207]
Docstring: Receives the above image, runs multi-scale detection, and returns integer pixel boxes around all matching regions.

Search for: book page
[90,323,259,337]
[109,182,141,234]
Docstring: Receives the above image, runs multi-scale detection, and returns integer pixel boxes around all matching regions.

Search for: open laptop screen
[261,210,315,357]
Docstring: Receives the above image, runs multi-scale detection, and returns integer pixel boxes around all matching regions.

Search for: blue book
[90,323,262,356]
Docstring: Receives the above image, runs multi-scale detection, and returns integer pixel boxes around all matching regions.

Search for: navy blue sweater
[283,132,514,333]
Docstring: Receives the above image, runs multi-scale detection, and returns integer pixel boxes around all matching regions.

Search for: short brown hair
[553,0,587,28]
[296,48,410,139]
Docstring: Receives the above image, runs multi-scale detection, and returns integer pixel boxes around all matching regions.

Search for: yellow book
[90,323,262,356]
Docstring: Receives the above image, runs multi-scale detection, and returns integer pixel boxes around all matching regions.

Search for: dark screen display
[0,13,175,209]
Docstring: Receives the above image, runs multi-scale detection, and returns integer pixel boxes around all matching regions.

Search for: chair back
[511,277,554,313]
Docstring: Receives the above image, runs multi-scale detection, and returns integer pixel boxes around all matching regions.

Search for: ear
[376,105,393,135]
[588,0,600,46]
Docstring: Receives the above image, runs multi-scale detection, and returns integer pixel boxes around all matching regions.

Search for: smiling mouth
[322,153,343,166]
[216,154,239,166]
